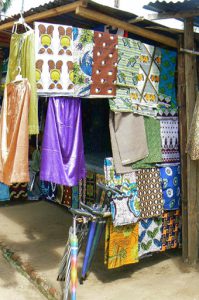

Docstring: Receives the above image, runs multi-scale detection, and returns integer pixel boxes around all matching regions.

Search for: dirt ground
[0,201,199,300]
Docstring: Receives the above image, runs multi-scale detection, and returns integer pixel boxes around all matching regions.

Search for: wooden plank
[75,6,178,48]
[177,36,188,262]
[147,8,199,20]
[0,1,83,32]
[184,18,198,265]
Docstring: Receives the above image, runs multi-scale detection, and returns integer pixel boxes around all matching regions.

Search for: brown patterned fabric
[90,31,118,96]
[161,210,180,251]
[136,168,164,219]
[62,186,72,207]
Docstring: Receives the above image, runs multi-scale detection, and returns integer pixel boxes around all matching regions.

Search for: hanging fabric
[161,210,180,251]
[0,79,30,185]
[6,30,39,135]
[35,22,74,96]
[40,97,86,186]
[0,182,10,201]
[10,183,28,200]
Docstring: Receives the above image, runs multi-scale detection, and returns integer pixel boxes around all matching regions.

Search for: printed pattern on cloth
[85,170,96,205]
[40,181,57,201]
[35,22,74,95]
[138,217,162,257]
[160,118,180,163]
[62,186,72,207]
[105,220,139,269]
[0,182,10,201]
[111,194,140,226]
[136,168,164,219]
[73,27,94,97]
[10,183,28,201]
[90,31,118,97]
[132,117,162,169]
[161,210,180,251]
[159,165,181,210]
[157,48,178,117]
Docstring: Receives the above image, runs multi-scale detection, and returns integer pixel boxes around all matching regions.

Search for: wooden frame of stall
[0,0,198,264]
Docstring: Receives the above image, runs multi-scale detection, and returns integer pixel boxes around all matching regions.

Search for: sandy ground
[0,201,199,300]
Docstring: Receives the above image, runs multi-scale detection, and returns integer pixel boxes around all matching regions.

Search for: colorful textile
[139,217,162,257]
[62,186,72,207]
[72,185,79,209]
[73,28,94,97]
[40,97,86,186]
[0,80,30,185]
[136,168,164,219]
[109,111,148,174]
[159,165,181,210]
[90,31,117,97]
[35,22,74,96]
[132,117,162,169]
[0,182,10,201]
[161,210,180,251]
[158,48,178,117]
[6,31,38,134]
[160,118,180,163]
[85,171,96,205]
[187,92,199,159]
[105,220,139,269]
[40,181,57,201]
[27,170,41,201]
[111,194,140,226]
[10,183,28,201]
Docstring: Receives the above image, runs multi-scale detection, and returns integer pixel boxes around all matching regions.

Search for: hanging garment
[0,182,10,201]
[186,92,199,160]
[35,22,74,96]
[40,97,86,186]
[10,183,28,201]
[85,170,96,205]
[0,80,30,185]
[73,27,94,97]
[161,210,180,251]
[6,31,39,134]
[157,48,178,117]
[109,111,148,173]
[160,118,180,163]
[138,217,162,257]
[132,117,162,169]
[159,164,181,210]
[40,181,58,201]
[90,31,118,97]
[62,186,72,207]
[104,219,139,269]
[136,168,164,219]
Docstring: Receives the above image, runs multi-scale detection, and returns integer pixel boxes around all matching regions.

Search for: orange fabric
[0,79,30,185]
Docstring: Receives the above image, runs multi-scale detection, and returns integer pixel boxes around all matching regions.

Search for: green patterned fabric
[132,117,162,169]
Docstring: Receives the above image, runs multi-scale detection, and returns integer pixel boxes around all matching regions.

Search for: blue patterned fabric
[159,165,181,210]
[40,181,57,201]
[0,182,10,201]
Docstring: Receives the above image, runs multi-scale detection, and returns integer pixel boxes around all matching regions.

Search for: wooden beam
[184,17,198,265]
[0,0,83,32]
[128,16,145,24]
[147,8,199,20]
[75,6,178,48]
[177,36,188,262]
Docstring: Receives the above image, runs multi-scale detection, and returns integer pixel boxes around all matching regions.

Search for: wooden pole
[177,35,188,262]
[75,6,178,48]
[184,17,198,265]
[0,0,84,32]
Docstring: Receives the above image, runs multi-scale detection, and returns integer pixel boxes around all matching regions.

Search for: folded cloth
[161,210,180,251]
[0,182,10,201]
[109,111,148,173]
[40,97,86,186]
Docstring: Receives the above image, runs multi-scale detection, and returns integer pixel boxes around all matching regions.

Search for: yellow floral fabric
[105,219,139,269]
[6,31,39,135]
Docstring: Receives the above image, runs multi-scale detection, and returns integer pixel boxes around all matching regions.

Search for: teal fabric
[0,182,10,201]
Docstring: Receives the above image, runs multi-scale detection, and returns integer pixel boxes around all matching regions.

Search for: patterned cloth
[62,186,72,207]
[40,181,57,201]
[111,194,140,226]
[90,31,117,97]
[136,168,164,219]
[160,118,180,163]
[139,217,162,257]
[187,93,199,159]
[85,170,96,205]
[10,183,28,201]
[159,165,181,210]
[157,48,178,117]
[73,27,94,97]
[105,220,139,269]
[132,117,162,169]
[161,210,180,251]
[35,22,74,95]
[0,182,10,201]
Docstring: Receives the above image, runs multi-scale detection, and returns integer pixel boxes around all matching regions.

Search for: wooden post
[178,35,188,261]
[184,17,198,264]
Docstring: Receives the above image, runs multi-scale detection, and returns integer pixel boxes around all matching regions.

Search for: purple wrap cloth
[40,97,86,186]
